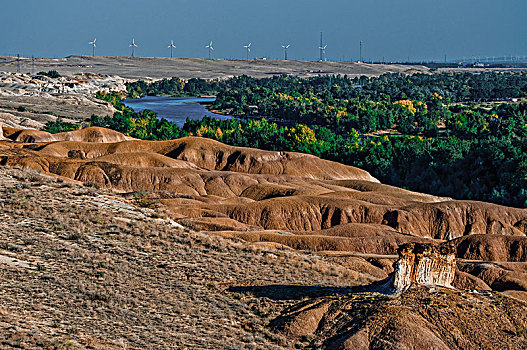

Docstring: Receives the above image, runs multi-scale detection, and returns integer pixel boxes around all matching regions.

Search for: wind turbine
[282,44,290,60]
[319,45,327,62]
[206,41,214,59]
[89,38,96,57]
[129,38,138,57]
[244,42,251,60]
[168,40,176,58]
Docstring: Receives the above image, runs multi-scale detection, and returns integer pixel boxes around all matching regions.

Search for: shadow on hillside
[228,285,351,300]
[228,277,393,301]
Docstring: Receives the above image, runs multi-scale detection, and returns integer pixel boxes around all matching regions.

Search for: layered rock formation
[392,243,456,292]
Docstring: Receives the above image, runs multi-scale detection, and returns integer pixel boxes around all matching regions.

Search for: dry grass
[0,166,373,349]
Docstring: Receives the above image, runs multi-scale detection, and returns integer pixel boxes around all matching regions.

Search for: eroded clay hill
[2,126,527,349]
[2,127,526,240]
[1,127,527,292]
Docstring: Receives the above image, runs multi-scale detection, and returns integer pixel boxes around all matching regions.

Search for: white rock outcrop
[392,243,456,292]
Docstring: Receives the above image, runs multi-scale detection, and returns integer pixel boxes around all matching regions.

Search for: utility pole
[320,32,323,61]
[359,41,363,63]
[32,55,35,75]
[16,54,20,73]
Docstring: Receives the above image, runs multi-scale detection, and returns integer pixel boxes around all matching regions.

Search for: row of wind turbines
[88,38,309,61]
[84,37,527,64]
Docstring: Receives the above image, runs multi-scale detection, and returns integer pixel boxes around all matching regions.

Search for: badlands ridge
[1,125,527,349]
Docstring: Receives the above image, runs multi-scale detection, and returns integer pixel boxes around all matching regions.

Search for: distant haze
[1,0,525,62]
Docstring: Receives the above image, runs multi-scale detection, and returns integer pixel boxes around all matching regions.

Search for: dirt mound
[458,261,527,292]
[268,286,527,349]
[502,290,527,303]
[295,223,401,238]
[240,183,329,201]
[218,231,431,255]
[33,136,376,181]
[326,179,448,203]
[383,201,527,239]
[453,234,527,262]
[7,126,130,143]
[218,195,527,239]
[95,152,200,169]
[453,270,492,291]
[167,138,379,181]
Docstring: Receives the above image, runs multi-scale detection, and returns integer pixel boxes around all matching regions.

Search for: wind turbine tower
[206,41,214,59]
[168,40,176,58]
[319,45,327,62]
[244,42,251,60]
[129,38,138,57]
[89,38,96,57]
[282,44,291,60]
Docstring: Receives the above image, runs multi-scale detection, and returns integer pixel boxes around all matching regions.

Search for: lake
[122,96,232,127]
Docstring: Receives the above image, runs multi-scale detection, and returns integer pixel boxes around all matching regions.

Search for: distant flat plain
[0,55,431,81]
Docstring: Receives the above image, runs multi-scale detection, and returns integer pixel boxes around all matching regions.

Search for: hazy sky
[1,0,525,62]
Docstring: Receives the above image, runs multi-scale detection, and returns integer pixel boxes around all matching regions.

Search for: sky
[0,0,525,62]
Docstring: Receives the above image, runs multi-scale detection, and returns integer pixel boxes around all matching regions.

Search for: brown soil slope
[4,126,131,143]
[1,127,526,254]
[1,128,527,349]
[268,286,527,350]
[0,167,372,349]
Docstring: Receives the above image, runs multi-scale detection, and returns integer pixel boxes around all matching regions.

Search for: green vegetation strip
[44,72,527,208]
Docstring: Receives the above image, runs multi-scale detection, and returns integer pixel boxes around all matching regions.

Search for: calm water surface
[122,96,232,127]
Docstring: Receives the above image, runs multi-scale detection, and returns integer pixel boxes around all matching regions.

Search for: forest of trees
[44,72,527,208]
